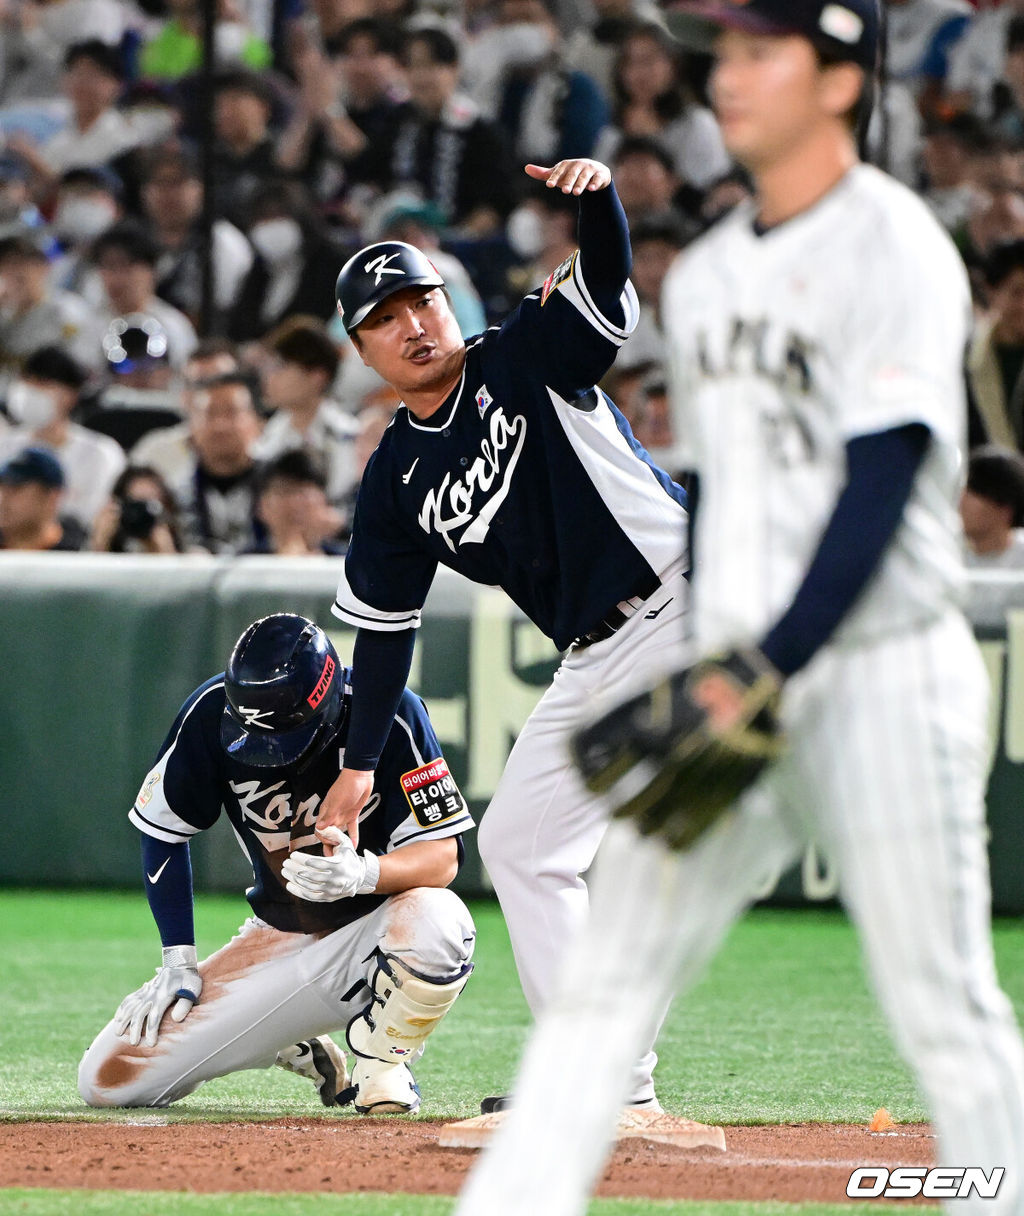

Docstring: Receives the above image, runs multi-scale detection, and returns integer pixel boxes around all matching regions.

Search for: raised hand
[524,159,611,195]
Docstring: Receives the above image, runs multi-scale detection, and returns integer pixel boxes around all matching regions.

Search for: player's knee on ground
[78,1028,180,1108]
[378,886,475,979]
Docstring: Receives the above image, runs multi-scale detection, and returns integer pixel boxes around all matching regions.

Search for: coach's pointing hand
[525,159,611,195]
[315,767,375,853]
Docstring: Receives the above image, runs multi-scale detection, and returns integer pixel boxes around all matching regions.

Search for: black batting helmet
[220,614,345,768]
[334,240,445,333]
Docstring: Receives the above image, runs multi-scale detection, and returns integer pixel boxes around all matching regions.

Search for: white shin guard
[344,952,473,1114]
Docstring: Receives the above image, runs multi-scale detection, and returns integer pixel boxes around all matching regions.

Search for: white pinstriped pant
[459,611,1024,1216]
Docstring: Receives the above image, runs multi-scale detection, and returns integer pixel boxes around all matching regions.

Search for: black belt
[572,574,663,651]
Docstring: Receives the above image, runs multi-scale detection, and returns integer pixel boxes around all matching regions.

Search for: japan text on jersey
[662,164,970,653]
[333,250,689,652]
[128,673,473,935]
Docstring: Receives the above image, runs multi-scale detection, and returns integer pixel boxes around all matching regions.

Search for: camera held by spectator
[90,464,186,553]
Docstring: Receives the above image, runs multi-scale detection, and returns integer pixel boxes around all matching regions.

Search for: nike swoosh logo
[147,857,170,884]
[644,597,673,621]
[402,458,420,485]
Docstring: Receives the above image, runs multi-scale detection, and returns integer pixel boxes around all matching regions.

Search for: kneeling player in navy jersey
[324,158,690,1111]
[79,613,475,1114]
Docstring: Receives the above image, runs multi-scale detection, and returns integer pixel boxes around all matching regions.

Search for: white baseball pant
[477,561,690,1105]
[458,611,1024,1216]
[78,886,475,1108]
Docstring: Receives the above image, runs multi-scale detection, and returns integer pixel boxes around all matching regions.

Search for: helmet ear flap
[293,678,347,774]
[220,613,345,768]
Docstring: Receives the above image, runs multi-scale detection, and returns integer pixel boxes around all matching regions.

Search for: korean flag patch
[400,758,467,828]
[476,385,493,417]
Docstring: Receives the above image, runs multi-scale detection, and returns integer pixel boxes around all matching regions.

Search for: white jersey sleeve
[833,189,972,447]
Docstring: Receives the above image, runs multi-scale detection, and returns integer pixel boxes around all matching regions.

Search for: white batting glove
[112,946,203,1048]
[281,830,381,903]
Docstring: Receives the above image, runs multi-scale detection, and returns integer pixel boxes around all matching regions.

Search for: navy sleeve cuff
[344,628,417,770]
[760,423,931,678]
[576,180,631,299]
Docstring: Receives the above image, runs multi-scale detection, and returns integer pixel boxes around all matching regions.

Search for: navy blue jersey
[128,671,473,935]
[334,248,689,651]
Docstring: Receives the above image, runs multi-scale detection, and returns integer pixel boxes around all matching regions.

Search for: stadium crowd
[1,0,1024,560]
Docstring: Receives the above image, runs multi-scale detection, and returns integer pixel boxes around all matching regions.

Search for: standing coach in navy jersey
[322,159,690,1112]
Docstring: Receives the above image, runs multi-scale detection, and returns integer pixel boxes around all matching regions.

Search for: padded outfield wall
[1,554,1022,911]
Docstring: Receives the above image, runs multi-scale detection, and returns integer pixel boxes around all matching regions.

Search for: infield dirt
[0,1121,935,1202]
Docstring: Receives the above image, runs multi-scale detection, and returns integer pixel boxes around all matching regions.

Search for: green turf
[2,890,1024,1126]
[0,1195,935,1216]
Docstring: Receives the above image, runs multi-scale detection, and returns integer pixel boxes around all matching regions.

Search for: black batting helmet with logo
[334,240,446,333]
[220,613,345,769]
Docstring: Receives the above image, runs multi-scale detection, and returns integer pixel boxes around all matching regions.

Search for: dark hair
[195,369,260,407]
[108,463,185,551]
[247,178,317,230]
[64,39,124,80]
[257,449,328,494]
[59,165,123,197]
[140,141,200,185]
[614,22,691,124]
[336,17,404,57]
[630,212,693,249]
[967,446,1024,525]
[401,26,460,68]
[267,317,340,380]
[0,234,48,264]
[189,336,240,365]
[91,220,160,267]
[1008,14,1024,55]
[612,135,675,176]
[22,345,89,390]
[213,67,274,105]
[112,463,177,513]
[923,111,988,147]
[985,239,1024,289]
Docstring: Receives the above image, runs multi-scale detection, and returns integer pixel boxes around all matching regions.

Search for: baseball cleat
[274,1036,348,1107]
[340,1057,421,1115]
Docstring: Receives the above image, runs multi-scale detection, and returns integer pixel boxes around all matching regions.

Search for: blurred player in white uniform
[457,2,1024,1213]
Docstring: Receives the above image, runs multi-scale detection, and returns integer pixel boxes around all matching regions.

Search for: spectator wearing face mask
[49,166,124,307]
[0,345,124,529]
[228,179,342,343]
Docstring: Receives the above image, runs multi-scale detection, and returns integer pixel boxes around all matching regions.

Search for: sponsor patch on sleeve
[540,251,578,306]
[400,758,467,828]
[135,769,161,810]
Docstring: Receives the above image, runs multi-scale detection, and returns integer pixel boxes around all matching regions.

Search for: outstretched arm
[525,159,631,300]
[314,627,417,851]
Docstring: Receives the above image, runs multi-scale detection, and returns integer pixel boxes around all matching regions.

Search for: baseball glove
[571,647,786,850]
